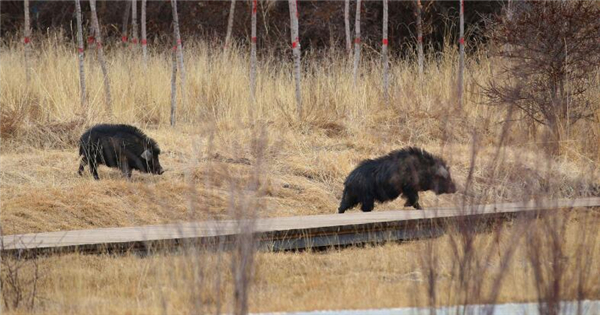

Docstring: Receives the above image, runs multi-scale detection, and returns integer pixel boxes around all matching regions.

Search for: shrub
[485,1,600,153]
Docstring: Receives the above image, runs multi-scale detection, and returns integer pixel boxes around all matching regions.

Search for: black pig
[78,124,164,180]
[338,147,456,213]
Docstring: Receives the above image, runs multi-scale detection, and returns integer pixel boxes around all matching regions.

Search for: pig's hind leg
[78,156,87,176]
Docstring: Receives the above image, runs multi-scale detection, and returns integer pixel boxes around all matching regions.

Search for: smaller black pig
[338,147,456,213]
[78,124,164,180]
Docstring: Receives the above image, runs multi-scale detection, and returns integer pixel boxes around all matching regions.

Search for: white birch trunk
[288,0,302,119]
[171,0,185,126]
[416,0,424,75]
[87,23,95,51]
[458,0,464,108]
[250,0,257,104]
[75,0,87,108]
[344,0,351,58]
[352,0,362,86]
[225,0,236,49]
[89,0,112,110]
[170,44,177,126]
[121,0,131,45]
[382,0,389,105]
[141,0,147,64]
[131,0,138,46]
[171,0,185,83]
[24,0,31,85]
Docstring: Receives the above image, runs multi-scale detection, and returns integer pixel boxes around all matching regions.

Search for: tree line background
[1,0,500,54]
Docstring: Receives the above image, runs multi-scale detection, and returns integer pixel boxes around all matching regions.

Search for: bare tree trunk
[344,0,351,58]
[24,0,31,85]
[89,0,112,111]
[171,0,185,126]
[382,0,389,105]
[121,0,131,45]
[225,0,237,49]
[75,0,87,108]
[131,0,138,45]
[416,0,424,75]
[87,23,95,51]
[250,0,257,104]
[352,0,362,85]
[458,0,465,108]
[170,44,177,126]
[288,0,302,119]
[141,0,147,64]
[171,0,185,82]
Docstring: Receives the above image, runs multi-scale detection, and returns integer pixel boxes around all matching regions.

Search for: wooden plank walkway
[2,197,599,256]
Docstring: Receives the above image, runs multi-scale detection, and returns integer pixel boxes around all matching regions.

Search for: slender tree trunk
[89,0,112,110]
[121,0,131,45]
[141,0,147,64]
[416,0,424,75]
[344,0,351,58]
[75,0,87,108]
[24,0,31,85]
[171,43,177,126]
[170,43,177,127]
[225,0,236,49]
[171,0,185,82]
[250,0,257,104]
[458,0,464,108]
[382,0,389,105]
[171,0,185,126]
[131,0,138,45]
[87,23,95,51]
[288,0,302,119]
[352,0,362,85]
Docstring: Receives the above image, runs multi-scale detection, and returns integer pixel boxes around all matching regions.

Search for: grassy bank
[1,33,599,313]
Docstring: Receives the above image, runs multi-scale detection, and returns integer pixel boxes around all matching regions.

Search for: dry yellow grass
[2,211,599,314]
[1,33,599,314]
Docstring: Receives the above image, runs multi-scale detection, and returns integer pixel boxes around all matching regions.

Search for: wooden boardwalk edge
[2,197,599,256]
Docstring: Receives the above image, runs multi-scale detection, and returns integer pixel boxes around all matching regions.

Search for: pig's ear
[436,165,449,179]
[141,149,153,161]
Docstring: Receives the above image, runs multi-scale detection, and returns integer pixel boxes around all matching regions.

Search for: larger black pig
[78,124,164,180]
[338,147,457,213]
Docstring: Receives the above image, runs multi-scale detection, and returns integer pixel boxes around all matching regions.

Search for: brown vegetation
[485,1,600,154]
[1,25,599,313]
